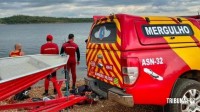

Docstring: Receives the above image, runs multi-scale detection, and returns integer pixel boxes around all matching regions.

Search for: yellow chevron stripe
[103,50,123,83]
[101,59,114,77]
[113,19,121,32]
[111,43,119,51]
[142,16,174,21]
[101,56,115,85]
[171,47,200,70]
[86,49,89,54]
[87,49,95,60]
[107,19,111,22]
[117,35,121,46]
[93,50,100,73]
[94,60,108,83]
[116,50,121,58]
[86,49,89,63]
[100,44,105,49]
[90,49,98,62]
[98,68,108,83]
[165,19,197,44]
[86,49,93,61]
[90,43,95,48]
[87,44,95,71]
[166,43,197,47]
[87,65,91,75]
[182,20,200,42]
[167,19,200,70]
[87,43,92,48]
[149,17,200,70]
[105,44,111,50]
[97,20,101,25]
[101,45,121,84]
[105,44,121,71]
[101,21,106,24]
[104,79,108,83]
[95,44,99,49]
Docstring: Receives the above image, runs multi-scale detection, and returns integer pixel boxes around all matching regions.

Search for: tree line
[0,15,93,24]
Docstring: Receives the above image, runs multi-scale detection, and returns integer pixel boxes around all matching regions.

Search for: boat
[0,54,93,111]
[0,54,68,101]
[0,54,89,111]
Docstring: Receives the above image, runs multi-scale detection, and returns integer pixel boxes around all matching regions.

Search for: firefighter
[60,34,80,90]
[41,34,59,96]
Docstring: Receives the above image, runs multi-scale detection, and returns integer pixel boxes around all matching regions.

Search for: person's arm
[60,46,65,55]
[20,51,24,56]
[76,47,80,65]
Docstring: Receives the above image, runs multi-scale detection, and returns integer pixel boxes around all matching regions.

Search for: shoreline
[0,22,92,25]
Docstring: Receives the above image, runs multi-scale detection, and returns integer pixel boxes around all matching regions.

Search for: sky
[0,0,199,18]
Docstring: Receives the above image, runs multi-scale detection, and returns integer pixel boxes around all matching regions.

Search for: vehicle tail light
[122,58,139,86]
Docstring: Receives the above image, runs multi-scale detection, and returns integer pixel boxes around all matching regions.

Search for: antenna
[198,8,200,18]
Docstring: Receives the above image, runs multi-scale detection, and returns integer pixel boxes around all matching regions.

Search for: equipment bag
[14,87,31,101]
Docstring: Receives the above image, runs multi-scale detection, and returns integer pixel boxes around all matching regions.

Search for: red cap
[46,34,53,41]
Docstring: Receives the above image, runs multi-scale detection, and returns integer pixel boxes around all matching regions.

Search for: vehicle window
[91,22,116,43]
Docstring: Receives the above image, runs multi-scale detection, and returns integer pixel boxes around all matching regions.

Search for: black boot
[54,89,57,94]
[43,90,48,96]
[72,84,76,89]
[70,84,76,94]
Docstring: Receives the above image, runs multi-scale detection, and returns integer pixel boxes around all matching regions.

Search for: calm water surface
[0,23,92,80]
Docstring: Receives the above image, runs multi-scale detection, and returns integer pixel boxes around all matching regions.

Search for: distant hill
[0,15,93,24]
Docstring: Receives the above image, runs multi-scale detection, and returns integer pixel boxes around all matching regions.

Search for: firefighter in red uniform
[41,34,59,96]
[60,34,80,90]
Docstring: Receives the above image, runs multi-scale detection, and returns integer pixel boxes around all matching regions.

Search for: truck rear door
[86,18,123,88]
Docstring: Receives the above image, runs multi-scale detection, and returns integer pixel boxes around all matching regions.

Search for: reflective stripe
[44,48,56,50]
[65,47,76,49]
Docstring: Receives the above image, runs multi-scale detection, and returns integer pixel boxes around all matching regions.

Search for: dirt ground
[0,80,163,112]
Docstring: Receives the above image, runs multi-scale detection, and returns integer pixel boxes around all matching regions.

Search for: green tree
[0,15,92,24]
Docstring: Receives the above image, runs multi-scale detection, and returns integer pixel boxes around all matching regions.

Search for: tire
[166,78,200,112]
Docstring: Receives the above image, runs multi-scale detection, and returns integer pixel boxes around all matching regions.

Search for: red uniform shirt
[61,40,80,63]
[40,42,59,54]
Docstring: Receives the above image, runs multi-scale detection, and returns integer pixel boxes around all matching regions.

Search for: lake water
[0,23,92,81]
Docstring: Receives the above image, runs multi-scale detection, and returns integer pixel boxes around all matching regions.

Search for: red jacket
[60,40,80,63]
[40,42,59,54]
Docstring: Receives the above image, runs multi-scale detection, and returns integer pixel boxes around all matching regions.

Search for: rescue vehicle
[85,14,200,112]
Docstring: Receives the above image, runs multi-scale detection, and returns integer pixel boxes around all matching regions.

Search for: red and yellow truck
[85,14,200,112]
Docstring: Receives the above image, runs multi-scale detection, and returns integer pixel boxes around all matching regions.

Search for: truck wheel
[167,78,200,112]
